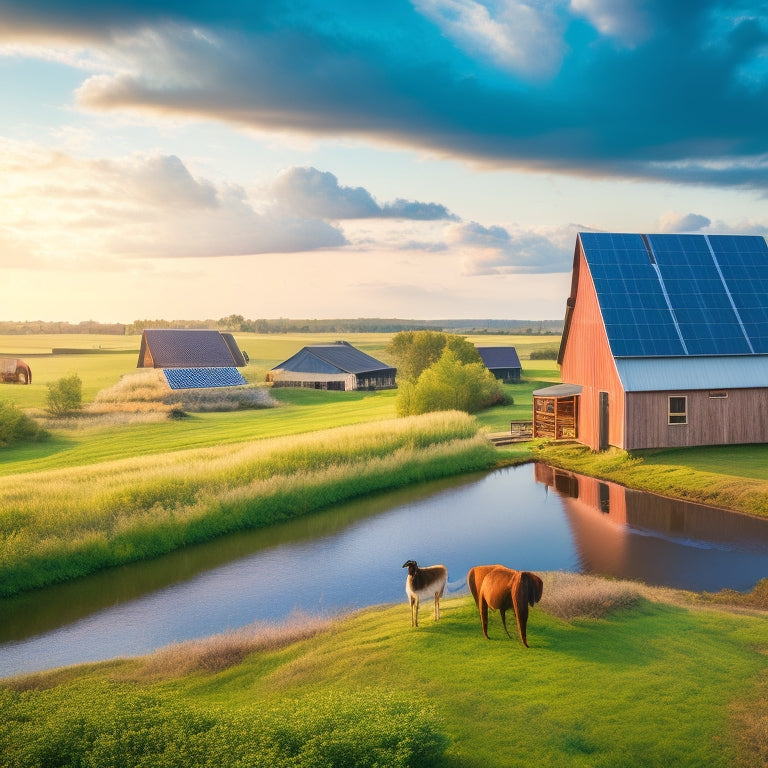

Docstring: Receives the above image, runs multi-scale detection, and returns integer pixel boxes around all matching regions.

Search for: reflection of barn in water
[534,462,768,591]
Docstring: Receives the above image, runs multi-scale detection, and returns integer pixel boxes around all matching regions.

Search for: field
[3,576,768,768]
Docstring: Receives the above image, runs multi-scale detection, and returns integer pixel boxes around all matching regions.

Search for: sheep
[402,559,448,627]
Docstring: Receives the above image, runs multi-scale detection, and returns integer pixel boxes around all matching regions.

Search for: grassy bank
[0,412,499,597]
[3,574,767,767]
[532,442,768,518]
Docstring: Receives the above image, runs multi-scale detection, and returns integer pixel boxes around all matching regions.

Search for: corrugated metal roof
[272,342,394,375]
[163,367,247,390]
[139,330,241,368]
[476,346,521,370]
[615,356,768,392]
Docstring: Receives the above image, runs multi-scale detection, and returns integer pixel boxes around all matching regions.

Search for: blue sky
[2,0,768,322]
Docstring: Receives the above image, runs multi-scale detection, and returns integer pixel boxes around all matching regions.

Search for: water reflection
[2,463,768,678]
[535,463,768,590]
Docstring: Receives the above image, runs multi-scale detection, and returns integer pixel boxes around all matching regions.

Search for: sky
[2,0,768,323]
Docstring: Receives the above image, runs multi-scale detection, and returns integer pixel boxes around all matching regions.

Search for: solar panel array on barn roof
[163,367,247,390]
[579,233,768,357]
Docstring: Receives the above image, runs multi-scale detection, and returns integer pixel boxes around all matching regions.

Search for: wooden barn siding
[560,248,626,450]
[625,388,768,449]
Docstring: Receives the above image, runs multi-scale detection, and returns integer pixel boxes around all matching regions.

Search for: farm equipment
[0,357,32,384]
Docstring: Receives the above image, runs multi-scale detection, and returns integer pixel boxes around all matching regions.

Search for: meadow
[3,575,767,768]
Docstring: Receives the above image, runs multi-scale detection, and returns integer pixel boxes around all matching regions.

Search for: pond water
[3,462,768,678]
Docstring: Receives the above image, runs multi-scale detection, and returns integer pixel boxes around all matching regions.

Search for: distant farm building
[0,358,31,385]
[268,341,396,391]
[476,346,521,382]
[137,329,248,390]
[536,233,768,450]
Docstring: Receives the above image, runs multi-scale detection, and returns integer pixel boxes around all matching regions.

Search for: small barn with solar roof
[535,233,768,450]
[137,329,248,390]
[268,341,396,391]
[476,346,522,382]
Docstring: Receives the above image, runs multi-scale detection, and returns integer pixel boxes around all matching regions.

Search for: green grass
[0,412,499,596]
[4,581,768,767]
[535,442,768,518]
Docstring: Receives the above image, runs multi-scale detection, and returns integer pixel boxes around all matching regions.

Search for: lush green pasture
[3,584,767,768]
[0,412,499,596]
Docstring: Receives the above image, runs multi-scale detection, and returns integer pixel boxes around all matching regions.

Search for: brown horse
[467,564,543,647]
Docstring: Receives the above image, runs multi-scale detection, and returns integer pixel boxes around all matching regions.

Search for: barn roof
[614,356,768,392]
[574,233,768,359]
[163,367,247,390]
[138,329,246,368]
[476,346,521,370]
[271,341,394,375]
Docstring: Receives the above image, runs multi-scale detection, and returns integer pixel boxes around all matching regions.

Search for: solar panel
[647,234,752,355]
[708,235,768,354]
[579,232,768,358]
[579,232,685,357]
[163,367,248,390]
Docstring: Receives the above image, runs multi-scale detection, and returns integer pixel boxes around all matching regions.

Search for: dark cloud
[271,167,457,220]
[4,0,768,190]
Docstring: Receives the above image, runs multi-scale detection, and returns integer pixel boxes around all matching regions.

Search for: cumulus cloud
[271,167,457,220]
[657,211,712,233]
[448,221,577,274]
[0,142,347,263]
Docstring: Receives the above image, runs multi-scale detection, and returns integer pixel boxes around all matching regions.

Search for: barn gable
[137,329,247,390]
[552,233,768,450]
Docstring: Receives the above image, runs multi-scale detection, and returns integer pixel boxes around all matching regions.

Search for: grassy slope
[4,591,767,767]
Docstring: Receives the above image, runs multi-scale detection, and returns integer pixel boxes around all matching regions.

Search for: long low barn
[268,341,396,391]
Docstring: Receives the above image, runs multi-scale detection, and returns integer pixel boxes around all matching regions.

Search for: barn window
[708,391,727,399]
[668,396,687,425]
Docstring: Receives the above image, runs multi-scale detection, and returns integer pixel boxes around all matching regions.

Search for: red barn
[536,233,768,450]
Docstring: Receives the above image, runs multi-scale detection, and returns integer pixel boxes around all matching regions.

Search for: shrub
[530,348,559,360]
[0,401,48,447]
[396,349,503,416]
[46,373,83,416]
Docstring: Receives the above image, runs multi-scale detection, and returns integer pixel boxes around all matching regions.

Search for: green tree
[0,401,48,446]
[387,330,481,382]
[396,349,503,416]
[46,373,83,416]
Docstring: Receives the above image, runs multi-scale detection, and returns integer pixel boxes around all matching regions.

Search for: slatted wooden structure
[532,384,580,439]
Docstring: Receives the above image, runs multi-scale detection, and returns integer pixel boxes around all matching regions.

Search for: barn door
[598,392,609,451]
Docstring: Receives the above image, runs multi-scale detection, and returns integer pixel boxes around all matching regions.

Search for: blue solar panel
[648,234,752,355]
[579,232,686,357]
[579,232,768,357]
[163,367,247,390]
[708,235,768,354]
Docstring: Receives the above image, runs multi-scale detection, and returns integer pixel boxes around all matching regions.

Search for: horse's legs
[410,595,419,627]
[500,608,513,639]
[480,597,490,638]
[434,592,440,621]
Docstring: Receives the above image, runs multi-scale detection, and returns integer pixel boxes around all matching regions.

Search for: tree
[387,330,481,382]
[46,373,83,416]
[396,349,503,416]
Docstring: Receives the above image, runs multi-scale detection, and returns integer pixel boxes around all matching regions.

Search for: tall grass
[0,412,497,596]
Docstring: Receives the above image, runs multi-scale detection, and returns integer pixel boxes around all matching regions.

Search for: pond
[3,462,768,678]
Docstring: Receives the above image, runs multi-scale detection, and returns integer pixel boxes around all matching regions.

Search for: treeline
[1,317,562,336]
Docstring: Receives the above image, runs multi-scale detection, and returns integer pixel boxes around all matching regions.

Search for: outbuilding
[476,346,522,382]
[543,232,768,450]
[137,329,248,389]
[268,341,396,391]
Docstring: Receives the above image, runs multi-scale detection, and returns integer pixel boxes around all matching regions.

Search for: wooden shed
[556,233,768,450]
[268,341,396,391]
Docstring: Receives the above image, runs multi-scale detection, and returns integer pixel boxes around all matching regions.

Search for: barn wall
[560,247,626,450]
[625,388,768,449]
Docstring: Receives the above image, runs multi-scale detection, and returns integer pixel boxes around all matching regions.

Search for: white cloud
[569,0,652,46]
[447,220,577,273]
[657,211,711,233]
[412,0,567,78]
